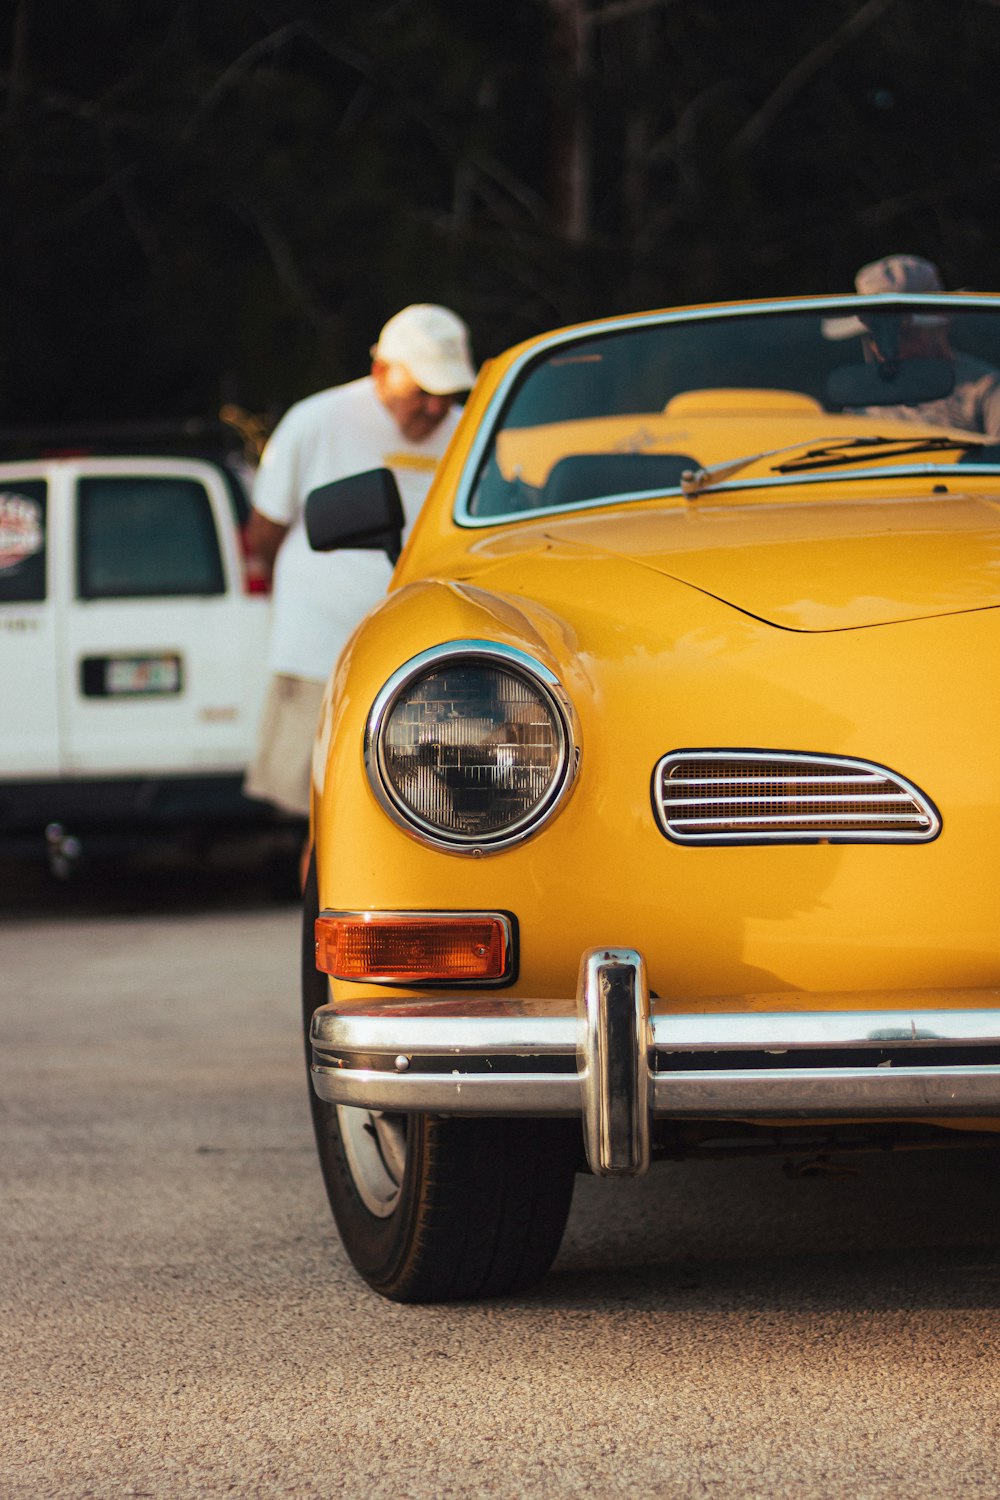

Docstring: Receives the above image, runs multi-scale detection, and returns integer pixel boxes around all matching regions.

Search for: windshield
[464,299,1000,521]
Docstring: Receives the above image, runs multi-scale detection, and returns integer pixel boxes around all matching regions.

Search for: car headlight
[366,641,579,851]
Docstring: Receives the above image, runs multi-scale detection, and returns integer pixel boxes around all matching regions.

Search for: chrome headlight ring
[364,640,580,854]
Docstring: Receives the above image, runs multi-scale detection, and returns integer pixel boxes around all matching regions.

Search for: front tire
[301,854,578,1302]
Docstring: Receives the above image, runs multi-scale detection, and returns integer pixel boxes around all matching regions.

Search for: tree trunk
[548,0,591,244]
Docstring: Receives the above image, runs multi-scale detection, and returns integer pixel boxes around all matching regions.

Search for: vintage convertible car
[301,290,1000,1301]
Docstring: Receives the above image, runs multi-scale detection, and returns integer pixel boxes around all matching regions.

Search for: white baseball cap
[822,254,949,340]
[373,304,477,394]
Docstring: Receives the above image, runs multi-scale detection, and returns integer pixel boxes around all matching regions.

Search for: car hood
[514,490,1000,631]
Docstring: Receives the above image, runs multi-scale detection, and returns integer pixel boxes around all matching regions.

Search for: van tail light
[314,912,512,983]
[239,524,271,594]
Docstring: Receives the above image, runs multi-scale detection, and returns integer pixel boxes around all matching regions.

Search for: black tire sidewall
[301,850,426,1289]
[315,1104,431,1289]
[301,851,578,1301]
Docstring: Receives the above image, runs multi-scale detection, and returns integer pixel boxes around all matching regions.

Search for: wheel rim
[336,1106,408,1218]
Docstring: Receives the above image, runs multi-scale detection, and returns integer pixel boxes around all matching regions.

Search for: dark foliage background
[3,0,1000,428]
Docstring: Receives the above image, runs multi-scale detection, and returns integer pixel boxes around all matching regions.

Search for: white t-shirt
[253,376,461,682]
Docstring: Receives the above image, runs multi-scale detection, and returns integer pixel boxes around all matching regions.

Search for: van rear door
[61,457,269,778]
[0,464,60,777]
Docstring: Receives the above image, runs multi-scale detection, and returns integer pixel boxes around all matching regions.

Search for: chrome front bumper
[310,948,1000,1176]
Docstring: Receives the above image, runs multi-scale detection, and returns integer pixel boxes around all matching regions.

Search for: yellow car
[302,291,1000,1301]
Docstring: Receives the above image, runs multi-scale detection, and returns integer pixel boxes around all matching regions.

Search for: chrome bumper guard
[310,948,1000,1177]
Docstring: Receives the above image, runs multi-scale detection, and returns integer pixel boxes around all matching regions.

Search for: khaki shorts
[244,674,327,818]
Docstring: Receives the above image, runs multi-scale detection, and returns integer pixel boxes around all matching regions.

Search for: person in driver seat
[824,253,1000,438]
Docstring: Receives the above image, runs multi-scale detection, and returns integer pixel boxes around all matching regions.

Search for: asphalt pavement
[3,858,1000,1499]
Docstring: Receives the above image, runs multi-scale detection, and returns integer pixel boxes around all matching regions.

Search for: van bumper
[0,773,286,837]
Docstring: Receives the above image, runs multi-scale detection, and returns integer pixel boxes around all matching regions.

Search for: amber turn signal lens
[315,913,510,982]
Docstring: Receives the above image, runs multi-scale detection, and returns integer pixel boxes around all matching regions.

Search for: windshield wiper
[679,434,988,498]
[775,434,986,473]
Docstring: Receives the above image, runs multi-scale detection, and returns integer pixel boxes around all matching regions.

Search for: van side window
[0,482,47,603]
[77,476,225,599]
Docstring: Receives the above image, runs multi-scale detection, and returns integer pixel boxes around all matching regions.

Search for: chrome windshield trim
[457,462,1000,530]
[453,291,1000,528]
[364,638,580,855]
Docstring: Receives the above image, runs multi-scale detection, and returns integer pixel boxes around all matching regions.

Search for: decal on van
[0,484,47,603]
[0,492,43,572]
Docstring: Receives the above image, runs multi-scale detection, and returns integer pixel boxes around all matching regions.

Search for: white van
[0,447,283,873]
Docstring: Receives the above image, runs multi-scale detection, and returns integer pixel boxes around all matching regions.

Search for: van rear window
[0,482,47,603]
[77,476,225,598]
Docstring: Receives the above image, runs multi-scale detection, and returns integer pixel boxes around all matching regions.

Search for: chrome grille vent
[653,751,940,845]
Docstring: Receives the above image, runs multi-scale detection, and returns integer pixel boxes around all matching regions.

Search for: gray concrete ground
[3,864,1000,1499]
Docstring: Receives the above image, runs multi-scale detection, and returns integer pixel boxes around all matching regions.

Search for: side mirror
[305,468,405,562]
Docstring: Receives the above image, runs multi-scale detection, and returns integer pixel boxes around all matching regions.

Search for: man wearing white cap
[825,254,1000,437]
[244,303,476,828]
